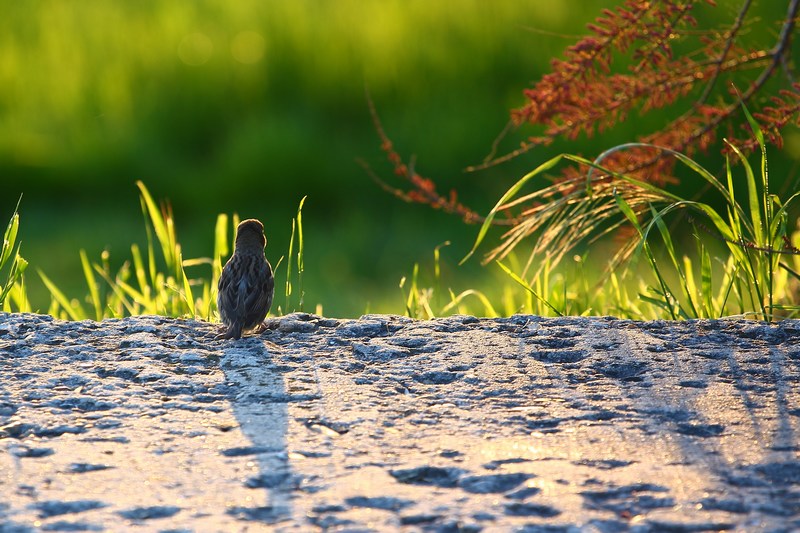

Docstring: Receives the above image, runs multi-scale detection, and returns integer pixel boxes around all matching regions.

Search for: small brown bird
[217,218,274,340]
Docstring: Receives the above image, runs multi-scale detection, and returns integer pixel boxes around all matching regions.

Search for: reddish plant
[368,0,799,226]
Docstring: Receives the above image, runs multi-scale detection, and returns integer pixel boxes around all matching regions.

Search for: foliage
[462,109,800,320]
[283,196,307,314]
[0,1,544,199]
[4,3,799,321]
[366,0,800,321]
[397,246,662,320]
[400,131,800,321]
[399,242,500,319]
[506,0,799,165]
[35,182,306,321]
[369,0,799,233]
[0,197,29,312]
[4,2,797,318]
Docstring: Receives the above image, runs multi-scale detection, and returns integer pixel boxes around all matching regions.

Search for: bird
[216,218,274,340]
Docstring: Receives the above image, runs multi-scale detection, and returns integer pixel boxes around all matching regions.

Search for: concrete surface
[1,312,799,532]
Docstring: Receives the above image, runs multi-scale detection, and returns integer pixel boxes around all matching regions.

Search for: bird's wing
[217,260,245,317]
[243,261,274,323]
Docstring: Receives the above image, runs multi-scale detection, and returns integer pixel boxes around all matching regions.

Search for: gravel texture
[1,312,800,531]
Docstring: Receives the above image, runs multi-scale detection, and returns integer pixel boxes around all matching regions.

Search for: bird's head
[234,218,266,252]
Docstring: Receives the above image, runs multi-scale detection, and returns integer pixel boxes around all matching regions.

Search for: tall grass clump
[0,196,29,312]
[38,181,207,320]
[397,243,635,319]
[399,241,608,319]
[38,182,308,321]
[465,111,800,321]
[398,241,505,319]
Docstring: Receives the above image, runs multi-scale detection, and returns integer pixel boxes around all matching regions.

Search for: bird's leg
[255,318,279,334]
[214,324,242,340]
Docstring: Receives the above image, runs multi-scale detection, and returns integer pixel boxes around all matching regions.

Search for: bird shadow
[217,334,294,526]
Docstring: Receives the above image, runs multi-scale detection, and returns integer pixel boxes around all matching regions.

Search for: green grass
[281,196,307,315]
[0,196,29,312]
[453,109,800,321]
[4,2,796,319]
[2,182,308,322]
[3,118,798,322]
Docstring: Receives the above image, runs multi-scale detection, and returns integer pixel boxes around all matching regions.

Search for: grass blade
[296,196,306,311]
[496,260,562,317]
[462,154,564,264]
[179,252,196,317]
[39,269,86,321]
[441,289,498,317]
[80,249,103,321]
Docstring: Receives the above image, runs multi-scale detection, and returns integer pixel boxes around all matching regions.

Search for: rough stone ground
[1,312,799,532]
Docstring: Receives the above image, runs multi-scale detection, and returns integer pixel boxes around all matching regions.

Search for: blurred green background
[2,1,799,317]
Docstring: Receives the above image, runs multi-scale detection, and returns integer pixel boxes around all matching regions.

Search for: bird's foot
[214,326,241,341]
[255,318,280,334]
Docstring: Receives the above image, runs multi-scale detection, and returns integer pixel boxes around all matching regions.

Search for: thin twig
[362,91,518,226]
[697,0,755,104]
[676,0,799,153]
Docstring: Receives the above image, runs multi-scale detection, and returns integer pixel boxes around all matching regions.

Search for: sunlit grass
[457,109,800,321]
[398,245,635,319]
[17,182,307,322]
[3,118,798,322]
[0,196,29,312]
[3,2,795,321]
[281,196,307,315]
